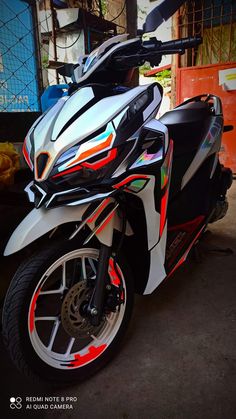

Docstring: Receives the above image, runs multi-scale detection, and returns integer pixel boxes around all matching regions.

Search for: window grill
[178,0,236,67]
[0,0,42,112]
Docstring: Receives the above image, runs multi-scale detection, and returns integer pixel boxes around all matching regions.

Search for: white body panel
[138,176,161,250]
[132,175,167,294]
[4,203,133,256]
[144,224,167,294]
[51,87,95,141]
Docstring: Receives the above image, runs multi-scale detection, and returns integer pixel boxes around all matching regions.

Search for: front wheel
[2,241,134,384]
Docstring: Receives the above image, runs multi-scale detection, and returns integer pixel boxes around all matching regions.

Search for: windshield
[83,49,100,74]
[82,34,129,75]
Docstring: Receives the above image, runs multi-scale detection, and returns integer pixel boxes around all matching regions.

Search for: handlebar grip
[159,36,202,51]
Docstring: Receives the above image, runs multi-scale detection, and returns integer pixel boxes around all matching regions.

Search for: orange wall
[176,63,236,172]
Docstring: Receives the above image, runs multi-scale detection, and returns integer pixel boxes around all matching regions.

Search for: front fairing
[23,83,163,209]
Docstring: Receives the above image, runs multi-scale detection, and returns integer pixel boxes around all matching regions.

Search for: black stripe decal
[55,97,98,140]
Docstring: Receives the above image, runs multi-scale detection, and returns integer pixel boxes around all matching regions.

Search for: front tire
[2,240,134,385]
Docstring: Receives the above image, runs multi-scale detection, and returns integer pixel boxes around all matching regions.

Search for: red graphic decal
[96,211,115,235]
[29,288,41,333]
[109,258,121,287]
[53,149,117,179]
[88,198,111,223]
[113,175,148,190]
[168,225,205,277]
[159,140,174,237]
[168,216,205,233]
[83,148,117,170]
[23,139,33,170]
[69,344,107,367]
[159,189,168,237]
[168,255,186,278]
[161,139,173,189]
[52,164,83,179]
[68,133,114,167]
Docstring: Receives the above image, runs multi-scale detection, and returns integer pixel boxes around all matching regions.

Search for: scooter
[2,0,232,384]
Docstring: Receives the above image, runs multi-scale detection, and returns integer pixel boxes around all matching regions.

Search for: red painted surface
[29,288,41,333]
[69,344,107,367]
[176,63,236,172]
[160,189,168,237]
[168,215,205,233]
[109,258,121,287]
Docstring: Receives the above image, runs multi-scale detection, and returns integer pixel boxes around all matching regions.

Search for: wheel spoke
[106,314,115,325]
[82,257,87,280]
[88,258,97,275]
[47,319,60,351]
[90,334,101,343]
[35,316,59,321]
[40,289,63,296]
[64,337,75,357]
[62,261,67,290]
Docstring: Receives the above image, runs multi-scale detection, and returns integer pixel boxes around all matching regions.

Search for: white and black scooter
[2,0,233,384]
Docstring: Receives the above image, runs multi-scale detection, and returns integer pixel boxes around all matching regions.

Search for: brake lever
[112,48,185,69]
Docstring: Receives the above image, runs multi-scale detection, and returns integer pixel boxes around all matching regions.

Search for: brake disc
[61,280,105,339]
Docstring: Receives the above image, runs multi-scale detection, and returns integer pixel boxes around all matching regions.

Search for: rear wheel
[2,241,133,384]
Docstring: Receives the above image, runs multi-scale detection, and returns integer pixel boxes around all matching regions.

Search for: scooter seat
[159,101,211,154]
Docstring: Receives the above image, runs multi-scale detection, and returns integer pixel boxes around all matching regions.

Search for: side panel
[127,141,173,295]
[181,115,223,189]
[144,224,167,294]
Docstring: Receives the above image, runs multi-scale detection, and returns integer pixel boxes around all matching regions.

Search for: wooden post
[126,0,139,86]
[126,0,137,38]
[171,9,180,108]
[50,0,59,83]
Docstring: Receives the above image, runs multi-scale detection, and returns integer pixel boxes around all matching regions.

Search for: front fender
[4,205,89,256]
[4,200,133,256]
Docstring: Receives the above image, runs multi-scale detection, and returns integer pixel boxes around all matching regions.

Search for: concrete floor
[1,182,236,419]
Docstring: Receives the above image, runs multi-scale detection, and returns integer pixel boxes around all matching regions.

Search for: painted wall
[177,63,236,172]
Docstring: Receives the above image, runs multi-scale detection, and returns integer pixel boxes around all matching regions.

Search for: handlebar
[142,36,202,54]
[111,36,202,69]
[158,36,202,52]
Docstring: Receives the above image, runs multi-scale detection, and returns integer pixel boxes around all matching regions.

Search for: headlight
[55,146,80,165]
[51,124,116,180]
[51,148,117,186]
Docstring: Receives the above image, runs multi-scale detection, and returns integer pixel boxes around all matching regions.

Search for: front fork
[87,244,112,325]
